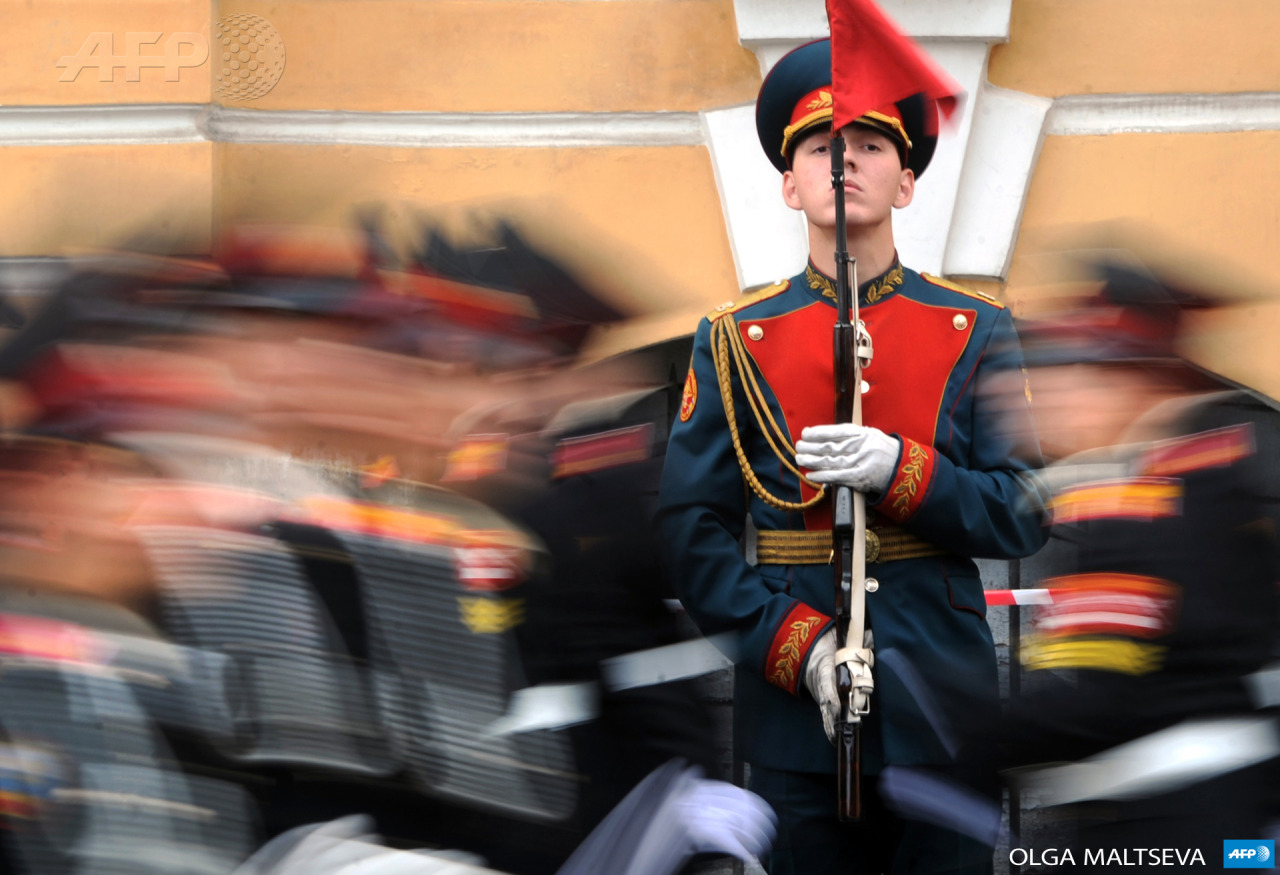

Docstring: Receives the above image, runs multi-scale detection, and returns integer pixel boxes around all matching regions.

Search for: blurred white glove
[676,779,778,863]
[234,816,381,875]
[796,423,900,495]
[234,816,494,875]
[802,630,841,744]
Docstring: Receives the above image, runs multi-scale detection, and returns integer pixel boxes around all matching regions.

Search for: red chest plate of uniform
[738,296,974,527]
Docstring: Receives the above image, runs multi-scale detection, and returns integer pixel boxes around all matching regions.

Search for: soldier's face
[1027,363,1160,461]
[782,126,914,232]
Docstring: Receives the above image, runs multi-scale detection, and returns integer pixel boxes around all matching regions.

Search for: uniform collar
[804,256,905,306]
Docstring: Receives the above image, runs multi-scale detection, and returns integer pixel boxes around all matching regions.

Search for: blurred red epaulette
[1138,423,1255,477]
[359,455,401,489]
[294,496,460,547]
[396,272,536,334]
[440,435,509,482]
[551,423,652,479]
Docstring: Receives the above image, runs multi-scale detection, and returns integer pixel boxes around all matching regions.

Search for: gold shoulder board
[707,278,791,322]
[921,273,1005,309]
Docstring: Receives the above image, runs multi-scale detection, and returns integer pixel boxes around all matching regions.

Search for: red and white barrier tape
[983,588,1056,606]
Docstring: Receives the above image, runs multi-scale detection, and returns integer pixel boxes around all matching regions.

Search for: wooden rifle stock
[830,130,864,822]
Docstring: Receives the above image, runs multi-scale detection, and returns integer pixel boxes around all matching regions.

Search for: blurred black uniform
[446,379,719,871]
[1003,389,1280,858]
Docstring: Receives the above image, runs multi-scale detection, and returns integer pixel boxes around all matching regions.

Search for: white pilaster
[943,86,1053,279]
[891,39,987,276]
[702,105,809,290]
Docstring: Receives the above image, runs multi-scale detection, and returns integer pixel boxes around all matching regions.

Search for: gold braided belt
[756,526,947,565]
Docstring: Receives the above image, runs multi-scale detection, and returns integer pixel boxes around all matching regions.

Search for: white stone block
[702,104,810,290]
[944,86,1053,279]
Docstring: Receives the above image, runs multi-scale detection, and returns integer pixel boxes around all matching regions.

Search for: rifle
[829,129,874,822]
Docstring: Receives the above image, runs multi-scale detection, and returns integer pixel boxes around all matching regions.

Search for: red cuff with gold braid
[764,602,831,695]
[877,436,935,523]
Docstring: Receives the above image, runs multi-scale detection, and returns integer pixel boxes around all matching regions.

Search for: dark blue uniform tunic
[657,260,1048,776]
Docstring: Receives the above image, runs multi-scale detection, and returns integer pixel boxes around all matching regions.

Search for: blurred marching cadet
[0,257,278,875]
[100,223,712,865]
[0,253,242,616]
[429,224,723,873]
[0,230,611,871]
[655,4,1048,873]
[996,245,1280,860]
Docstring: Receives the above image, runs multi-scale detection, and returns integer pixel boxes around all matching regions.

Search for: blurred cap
[412,219,628,358]
[194,223,428,323]
[1017,250,1233,368]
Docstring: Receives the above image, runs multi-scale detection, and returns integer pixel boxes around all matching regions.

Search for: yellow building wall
[1007,132,1280,397]
[990,0,1280,96]
[0,0,762,111]
[1011,133,1280,294]
[3,0,212,105]
[0,144,214,256]
[213,0,759,112]
[984,0,1280,397]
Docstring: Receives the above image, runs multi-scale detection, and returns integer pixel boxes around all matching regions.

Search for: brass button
[864,578,880,593]
[865,529,881,563]
[747,324,764,341]
[953,314,968,330]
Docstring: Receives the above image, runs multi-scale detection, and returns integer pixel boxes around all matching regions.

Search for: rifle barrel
[830,129,863,822]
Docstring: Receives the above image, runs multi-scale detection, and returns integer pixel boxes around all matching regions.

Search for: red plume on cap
[826,0,961,133]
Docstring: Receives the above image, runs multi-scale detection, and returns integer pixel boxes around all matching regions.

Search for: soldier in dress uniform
[655,38,1049,875]
[996,253,1280,863]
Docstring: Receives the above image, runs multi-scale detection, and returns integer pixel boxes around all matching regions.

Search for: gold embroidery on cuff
[767,615,823,690]
[891,443,929,516]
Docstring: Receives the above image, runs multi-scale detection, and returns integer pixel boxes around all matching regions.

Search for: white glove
[234,816,494,875]
[676,779,778,863]
[233,816,381,875]
[796,423,900,496]
[802,630,841,744]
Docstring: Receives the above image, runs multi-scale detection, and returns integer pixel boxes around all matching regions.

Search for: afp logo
[1225,840,1275,868]
[55,15,285,100]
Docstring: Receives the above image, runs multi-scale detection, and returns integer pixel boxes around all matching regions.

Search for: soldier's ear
[893,169,915,210]
[782,169,803,211]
